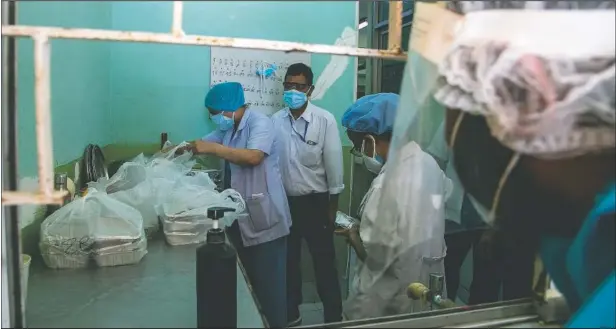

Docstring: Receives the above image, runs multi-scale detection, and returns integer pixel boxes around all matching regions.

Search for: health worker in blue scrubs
[190,82,291,328]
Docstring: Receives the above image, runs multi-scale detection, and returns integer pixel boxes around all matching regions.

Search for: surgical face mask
[212,112,235,131]
[361,135,383,175]
[256,63,277,78]
[256,62,278,99]
[283,89,308,110]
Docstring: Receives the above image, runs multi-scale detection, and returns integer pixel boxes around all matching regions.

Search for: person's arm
[205,144,265,167]
[348,229,367,262]
[202,129,225,144]
[193,117,273,167]
[323,116,345,225]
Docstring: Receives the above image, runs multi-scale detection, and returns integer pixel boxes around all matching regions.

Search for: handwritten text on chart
[210,48,311,115]
[210,59,291,109]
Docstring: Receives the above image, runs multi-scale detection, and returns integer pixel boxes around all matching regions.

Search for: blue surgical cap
[204,82,246,112]
[341,93,399,135]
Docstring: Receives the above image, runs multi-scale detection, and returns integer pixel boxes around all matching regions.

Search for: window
[376,1,414,23]
[378,24,411,93]
[372,1,414,94]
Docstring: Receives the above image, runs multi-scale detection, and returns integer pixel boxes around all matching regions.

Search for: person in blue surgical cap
[337,93,452,320]
[189,82,291,328]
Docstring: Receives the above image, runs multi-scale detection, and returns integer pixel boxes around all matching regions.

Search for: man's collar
[236,109,251,132]
[285,102,313,122]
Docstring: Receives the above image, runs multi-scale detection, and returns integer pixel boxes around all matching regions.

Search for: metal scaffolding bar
[171,1,184,37]
[2,32,68,206]
[387,0,403,52]
[33,34,54,197]
[1,25,408,61]
[2,191,68,206]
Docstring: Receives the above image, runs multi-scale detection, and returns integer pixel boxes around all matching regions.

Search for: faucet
[429,273,445,306]
[407,273,456,311]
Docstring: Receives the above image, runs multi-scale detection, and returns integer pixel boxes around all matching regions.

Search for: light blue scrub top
[540,182,615,328]
[203,109,292,247]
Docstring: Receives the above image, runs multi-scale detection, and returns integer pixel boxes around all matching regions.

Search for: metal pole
[32,34,55,197]
[1,25,408,61]
[171,1,184,37]
[1,0,25,326]
[387,0,403,53]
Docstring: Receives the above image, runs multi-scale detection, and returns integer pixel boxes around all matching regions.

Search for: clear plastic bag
[40,185,147,269]
[147,157,195,180]
[106,162,147,194]
[160,186,245,246]
[104,162,159,236]
[151,141,193,163]
[335,211,358,230]
[179,170,218,191]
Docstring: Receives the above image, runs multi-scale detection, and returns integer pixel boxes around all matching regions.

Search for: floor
[299,302,324,326]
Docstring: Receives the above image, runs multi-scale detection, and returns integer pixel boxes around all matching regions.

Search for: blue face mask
[283,89,308,110]
[256,63,277,78]
[212,112,234,131]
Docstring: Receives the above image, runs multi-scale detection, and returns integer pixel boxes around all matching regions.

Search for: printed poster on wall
[210,47,311,116]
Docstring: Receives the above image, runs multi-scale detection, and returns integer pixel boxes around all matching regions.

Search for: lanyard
[288,116,309,143]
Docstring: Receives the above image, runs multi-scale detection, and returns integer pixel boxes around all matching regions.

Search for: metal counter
[25,238,266,328]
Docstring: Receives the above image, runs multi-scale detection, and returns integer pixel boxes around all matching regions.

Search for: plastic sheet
[343,31,453,316]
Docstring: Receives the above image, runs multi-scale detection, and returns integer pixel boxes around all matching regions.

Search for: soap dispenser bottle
[197,207,237,328]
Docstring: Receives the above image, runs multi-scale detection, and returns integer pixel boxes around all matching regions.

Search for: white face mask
[361,135,383,175]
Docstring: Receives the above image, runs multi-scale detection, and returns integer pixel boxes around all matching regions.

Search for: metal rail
[1,25,408,60]
[300,299,538,328]
[0,0,405,205]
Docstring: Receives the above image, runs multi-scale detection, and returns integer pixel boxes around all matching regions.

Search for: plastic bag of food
[160,186,245,246]
[147,157,195,180]
[179,170,218,191]
[131,153,148,166]
[40,184,147,269]
[151,141,193,163]
[106,162,147,194]
[104,162,159,236]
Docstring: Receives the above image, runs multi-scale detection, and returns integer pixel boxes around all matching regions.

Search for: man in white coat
[337,93,452,320]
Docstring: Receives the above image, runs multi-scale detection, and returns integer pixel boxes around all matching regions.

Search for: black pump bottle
[196,207,237,328]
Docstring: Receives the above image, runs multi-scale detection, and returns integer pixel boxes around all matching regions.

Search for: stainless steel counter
[25,238,265,328]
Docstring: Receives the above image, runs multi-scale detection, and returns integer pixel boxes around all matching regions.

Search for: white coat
[343,141,453,320]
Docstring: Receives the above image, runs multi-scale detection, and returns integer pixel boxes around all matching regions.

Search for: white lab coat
[426,121,464,225]
[344,141,452,320]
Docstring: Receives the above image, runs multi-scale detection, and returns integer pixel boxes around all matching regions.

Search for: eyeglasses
[283,82,311,91]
